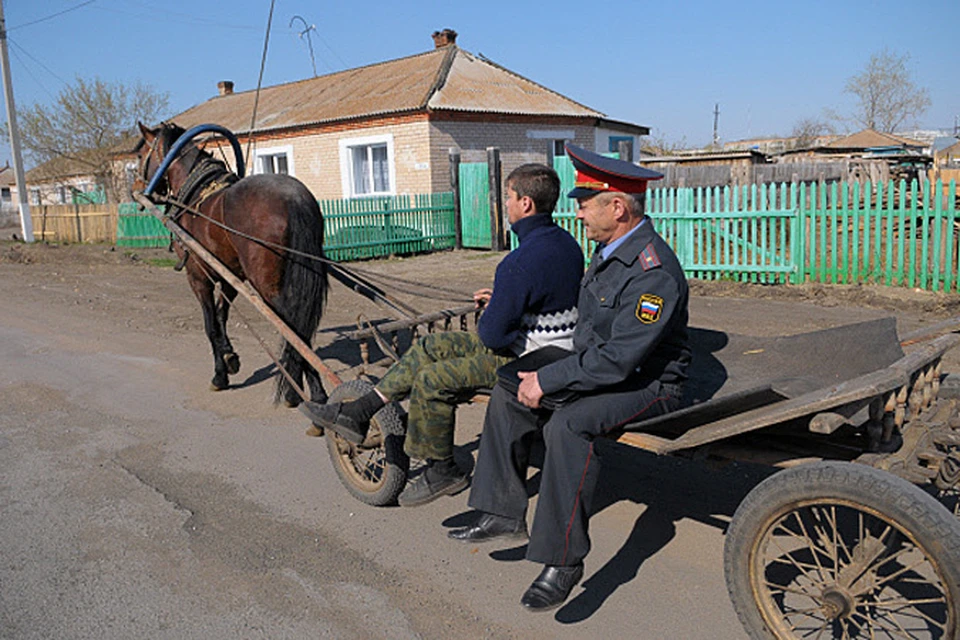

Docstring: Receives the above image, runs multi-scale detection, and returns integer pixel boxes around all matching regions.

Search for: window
[253,145,294,176]
[57,186,67,204]
[339,134,395,197]
[30,188,41,205]
[608,136,634,157]
[553,140,567,157]
[1,188,9,202]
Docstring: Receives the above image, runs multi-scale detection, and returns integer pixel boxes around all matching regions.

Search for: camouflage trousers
[376,332,514,461]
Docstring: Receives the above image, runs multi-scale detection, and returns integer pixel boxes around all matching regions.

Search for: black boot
[397,457,468,507]
[299,390,385,444]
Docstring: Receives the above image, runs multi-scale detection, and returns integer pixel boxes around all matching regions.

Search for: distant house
[777,129,930,183]
[24,154,107,205]
[145,29,650,200]
[933,138,960,169]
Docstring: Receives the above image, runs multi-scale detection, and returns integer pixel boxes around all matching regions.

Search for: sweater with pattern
[477,213,583,356]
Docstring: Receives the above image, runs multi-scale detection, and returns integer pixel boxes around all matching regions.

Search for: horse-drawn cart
[134,124,960,639]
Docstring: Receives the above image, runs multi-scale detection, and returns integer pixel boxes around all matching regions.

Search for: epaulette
[639,243,661,271]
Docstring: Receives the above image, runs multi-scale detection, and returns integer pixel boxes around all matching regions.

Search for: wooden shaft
[133,192,342,390]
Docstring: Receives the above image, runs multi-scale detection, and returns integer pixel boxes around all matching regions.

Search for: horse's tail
[274,188,328,405]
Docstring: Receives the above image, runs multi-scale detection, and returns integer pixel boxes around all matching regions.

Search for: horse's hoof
[305,425,324,437]
[210,383,228,391]
[224,353,240,375]
[210,377,229,391]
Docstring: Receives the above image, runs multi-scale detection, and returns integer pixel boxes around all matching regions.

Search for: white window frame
[253,144,295,176]
[339,133,395,198]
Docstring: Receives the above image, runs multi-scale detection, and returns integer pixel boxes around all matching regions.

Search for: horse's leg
[302,352,328,405]
[278,343,306,408]
[216,282,241,375]
[187,267,231,391]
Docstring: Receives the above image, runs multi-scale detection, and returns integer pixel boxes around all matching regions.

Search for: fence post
[486,147,504,251]
[74,202,82,243]
[449,148,462,249]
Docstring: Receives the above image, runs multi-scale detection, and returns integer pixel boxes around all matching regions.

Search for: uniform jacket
[537,218,691,394]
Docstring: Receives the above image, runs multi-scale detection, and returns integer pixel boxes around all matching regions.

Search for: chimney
[217,81,234,96]
[431,29,457,49]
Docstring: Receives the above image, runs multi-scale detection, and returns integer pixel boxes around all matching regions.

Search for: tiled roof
[824,129,925,150]
[170,45,609,134]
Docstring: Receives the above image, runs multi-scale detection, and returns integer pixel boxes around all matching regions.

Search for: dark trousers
[468,380,681,566]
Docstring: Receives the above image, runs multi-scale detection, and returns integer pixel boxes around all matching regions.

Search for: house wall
[205,116,435,200]
[428,116,596,192]
[26,175,99,205]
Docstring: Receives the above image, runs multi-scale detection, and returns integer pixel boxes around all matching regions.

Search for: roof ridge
[213,47,450,98]
[420,45,459,109]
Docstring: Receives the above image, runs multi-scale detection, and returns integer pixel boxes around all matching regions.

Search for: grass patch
[146,257,180,268]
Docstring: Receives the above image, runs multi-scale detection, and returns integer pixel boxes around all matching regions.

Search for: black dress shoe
[299,401,368,444]
[448,513,528,543]
[520,563,584,612]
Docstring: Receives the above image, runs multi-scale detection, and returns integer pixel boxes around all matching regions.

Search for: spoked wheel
[324,379,409,506]
[724,462,960,639]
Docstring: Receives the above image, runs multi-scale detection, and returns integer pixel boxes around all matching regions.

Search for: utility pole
[0,0,33,242]
[712,103,720,149]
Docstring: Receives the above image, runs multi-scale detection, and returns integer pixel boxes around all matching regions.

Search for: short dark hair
[505,164,560,215]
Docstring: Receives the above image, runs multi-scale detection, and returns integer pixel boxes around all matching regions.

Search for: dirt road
[2,241,958,639]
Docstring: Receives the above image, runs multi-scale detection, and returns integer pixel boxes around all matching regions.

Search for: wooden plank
[652,334,958,453]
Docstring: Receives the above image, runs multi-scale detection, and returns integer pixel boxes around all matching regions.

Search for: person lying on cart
[446,145,692,612]
[300,163,584,507]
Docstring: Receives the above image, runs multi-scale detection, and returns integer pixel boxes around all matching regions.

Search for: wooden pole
[133,192,343,390]
[449,148,462,249]
[486,147,503,250]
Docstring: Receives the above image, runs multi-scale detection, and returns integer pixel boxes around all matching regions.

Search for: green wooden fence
[321,193,456,261]
[548,156,959,291]
[117,202,170,248]
[116,193,457,260]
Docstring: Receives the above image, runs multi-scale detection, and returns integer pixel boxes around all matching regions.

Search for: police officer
[301,163,583,507]
[448,144,691,612]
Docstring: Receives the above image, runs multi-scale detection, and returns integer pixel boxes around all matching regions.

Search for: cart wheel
[724,462,960,640]
[324,379,409,506]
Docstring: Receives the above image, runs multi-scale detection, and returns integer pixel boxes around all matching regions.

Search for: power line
[8,0,96,31]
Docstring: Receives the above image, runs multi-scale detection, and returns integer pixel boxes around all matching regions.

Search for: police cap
[566,143,663,199]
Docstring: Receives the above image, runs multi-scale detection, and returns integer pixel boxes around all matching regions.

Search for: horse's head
[133,121,187,198]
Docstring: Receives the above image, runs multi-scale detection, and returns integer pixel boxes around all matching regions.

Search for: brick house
[149,29,650,200]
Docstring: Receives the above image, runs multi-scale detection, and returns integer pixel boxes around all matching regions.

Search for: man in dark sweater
[301,163,583,507]
[448,145,691,612]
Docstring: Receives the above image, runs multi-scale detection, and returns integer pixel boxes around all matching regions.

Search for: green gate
[458,162,491,249]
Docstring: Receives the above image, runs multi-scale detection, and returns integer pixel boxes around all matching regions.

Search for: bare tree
[791,117,835,149]
[18,76,169,202]
[843,49,931,133]
[641,133,689,156]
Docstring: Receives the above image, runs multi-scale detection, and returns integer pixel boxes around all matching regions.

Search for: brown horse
[134,121,328,406]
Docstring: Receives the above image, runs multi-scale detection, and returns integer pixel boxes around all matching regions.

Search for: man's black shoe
[448,513,528,543]
[398,460,469,507]
[520,564,584,612]
[299,401,368,444]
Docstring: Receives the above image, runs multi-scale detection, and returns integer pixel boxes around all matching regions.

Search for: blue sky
[2,0,958,168]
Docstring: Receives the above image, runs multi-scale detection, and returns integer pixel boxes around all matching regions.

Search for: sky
[2,0,958,169]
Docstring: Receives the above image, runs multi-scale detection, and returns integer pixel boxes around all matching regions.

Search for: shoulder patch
[639,243,661,271]
[636,293,663,324]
